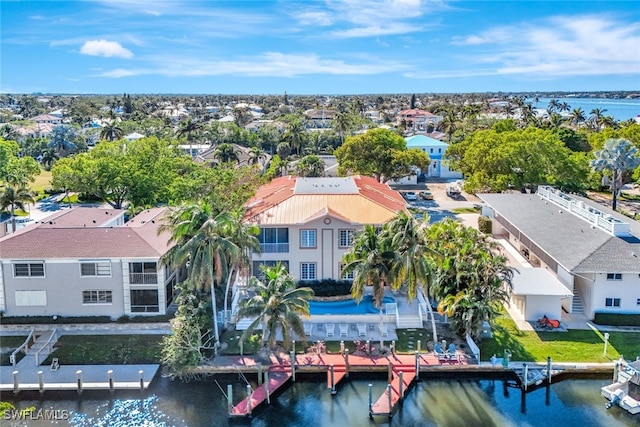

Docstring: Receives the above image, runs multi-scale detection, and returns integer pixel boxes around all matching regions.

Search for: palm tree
[548,112,564,129]
[247,146,264,166]
[384,212,440,342]
[569,108,586,127]
[41,147,59,171]
[176,118,203,156]
[284,119,306,156]
[591,138,640,211]
[342,224,397,348]
[589,108,608,131]
[295,155,325,177]
[333,111,352,145]
[0,184,35,233]
[161,203,241,355]
[547,99,560,112]
[238,263,314,350]
[100,121,124,141]
[437,109,458,142]
[214,143,239,163]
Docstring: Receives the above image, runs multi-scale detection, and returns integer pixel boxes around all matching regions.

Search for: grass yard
[43,335,165,365]
[478,314,640,362]
[0,336,28,366]
[31,169,53,194]
[451,207,481,214]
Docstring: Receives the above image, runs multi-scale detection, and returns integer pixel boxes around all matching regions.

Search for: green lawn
[451,207,481,214]
[43,335,165,365]
[478,314,640,362]
[31,169,53,194]
[0,336,28,366]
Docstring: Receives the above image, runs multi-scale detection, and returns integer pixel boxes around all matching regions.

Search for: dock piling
[344,349,350,377]
[108,370,114,393]
[613,361,619,382]
[139,370,144,391]
[415,351,420,378]
[76,370,83,395]
[387,384,393,419]
[227,384,233,414]
[265,371,270,404]
[368,383,373,417]
[398,371,404,399]
[417,339,421,354]
[240,340,244,356]
[330,364,336,395]
[366,340,370,355]
[289,351,296,381]
[546,357,552,383]
[13,371,19,395]
[258,363,263,386]
[340,340,344,354]
[522,363,528,391]
[388,363,393,384]
[391,341,395,354]
[38,371,44,394]
[246,384,252,414]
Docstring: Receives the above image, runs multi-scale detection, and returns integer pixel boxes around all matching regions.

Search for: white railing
[385,303,398,325]
[35,328,59,366]
[10,328,36,366]
[465,333,480,362]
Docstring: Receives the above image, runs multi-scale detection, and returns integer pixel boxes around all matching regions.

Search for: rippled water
[4,374,637,426]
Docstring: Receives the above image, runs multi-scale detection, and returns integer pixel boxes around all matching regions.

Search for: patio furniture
[304,323,313,337]
[325,323,335,338]
[434,343,449,362]
[339,324,349,338]
[379,323,389,338]
[357,323,367,337]
[50,358,60,371]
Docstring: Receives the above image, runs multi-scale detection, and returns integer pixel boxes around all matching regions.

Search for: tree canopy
[334,128,430,182]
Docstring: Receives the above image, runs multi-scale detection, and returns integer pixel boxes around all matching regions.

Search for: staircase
[571,286,584,314]
[20,329,59,366]
[235,317,261,331]
[396,314,423,329]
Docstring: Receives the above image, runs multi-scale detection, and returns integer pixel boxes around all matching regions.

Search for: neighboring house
[405,135,463,179]
[397,109,442,131]
[243,176,408,282]
[304,109,336,129]
[479,186,640,323]
[31,114,62,125]
[124,132,145,142]
[0,207,180,319]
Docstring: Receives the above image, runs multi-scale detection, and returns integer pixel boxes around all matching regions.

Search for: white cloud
[79,40,133,58]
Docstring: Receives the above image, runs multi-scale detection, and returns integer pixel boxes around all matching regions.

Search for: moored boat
[601,359,640,415]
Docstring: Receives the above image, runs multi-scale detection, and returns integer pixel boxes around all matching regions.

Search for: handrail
[34,328,59,366]
[465,333,480,362]
[9,328,36,366]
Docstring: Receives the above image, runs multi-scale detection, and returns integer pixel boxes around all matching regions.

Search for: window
[80,261,111,277]
[130,289,159,312]
[339,263,354,280]
[258,228,289,253]
[637,298,640,306]
[339,229,354,247]
[606,273,622,281]
[605,298,621,308]
[14,263,45,277]
[430,148,433,153]
[15,290,46,306]
[300,263,316,281]
[300,229,316,248]
[438,148,442,153]
[83,290,113,304]
[129,262,157,284]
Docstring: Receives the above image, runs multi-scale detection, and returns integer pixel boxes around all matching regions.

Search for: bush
[593,312,640,326]
[478,215,492,234]
[0,316,112,324]
[298,279,352,297]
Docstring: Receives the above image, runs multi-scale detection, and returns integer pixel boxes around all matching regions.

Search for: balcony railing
[129,273,158,285]
[259,242,289,253]
[131,304,160,313]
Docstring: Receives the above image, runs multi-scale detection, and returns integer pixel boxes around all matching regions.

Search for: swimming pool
[308,295,395,315]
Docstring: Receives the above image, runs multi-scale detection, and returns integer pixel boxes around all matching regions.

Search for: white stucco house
[479,186,640,324]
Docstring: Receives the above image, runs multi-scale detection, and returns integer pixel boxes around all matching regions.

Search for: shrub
[0,316,112,324]
[298,279,352,297]
[593,312,640,326]
[478,215,492,234]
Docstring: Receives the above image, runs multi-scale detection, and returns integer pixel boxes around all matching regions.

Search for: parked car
[419,191,434,200]
[446,186,461,197]
[404,191,417,201]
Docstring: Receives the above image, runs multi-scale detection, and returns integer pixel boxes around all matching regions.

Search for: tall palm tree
[247,146,264,166]
[100,121,124,141]
[437,109,458,142]
[176,118,203,156]
[284,119,306,156]
[295,155,325,177]
[333,111,353,144]
[238,263,314,350]
[591,138,640,211]
[41,147,59,171]
[214,143,239,163]
[0,184,35,233]
[161,203,241,355]
[384,212,440,342]
[569,108,586,127]
[342,224,397,347]
[589,108,608,131]
[547,99,560,112]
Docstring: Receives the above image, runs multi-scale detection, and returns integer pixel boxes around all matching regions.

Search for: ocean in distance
[530,97,640,122]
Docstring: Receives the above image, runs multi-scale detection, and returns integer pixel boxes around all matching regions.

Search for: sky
[1,0,639,95]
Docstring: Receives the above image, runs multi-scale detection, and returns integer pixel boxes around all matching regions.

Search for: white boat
[601,360,640,415]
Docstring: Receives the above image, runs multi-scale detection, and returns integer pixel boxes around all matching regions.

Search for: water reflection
[4,376,637,427]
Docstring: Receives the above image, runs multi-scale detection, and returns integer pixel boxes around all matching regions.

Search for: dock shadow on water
[3,375,637,426]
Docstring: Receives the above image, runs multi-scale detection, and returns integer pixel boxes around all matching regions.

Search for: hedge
[478,215,492,234]
[297,279,352,297]
[593,312,640,327]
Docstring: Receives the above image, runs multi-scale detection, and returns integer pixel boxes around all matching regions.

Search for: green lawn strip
[0,336,28,366]
[478,315,640,362]
[31,169,52,194]
[43,335,164,365]
[451,207,481,214]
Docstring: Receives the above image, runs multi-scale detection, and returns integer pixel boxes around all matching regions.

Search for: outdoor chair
[304,323,313,337]
[50,358,60,371]
[434,343,449,362]
[448,343,460,362]
[379,323,389,338]
[325,323,335,338]
[339,324,349,338]
[357,323,367,337]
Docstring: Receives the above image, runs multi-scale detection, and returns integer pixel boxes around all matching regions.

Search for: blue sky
[2,0,639,94]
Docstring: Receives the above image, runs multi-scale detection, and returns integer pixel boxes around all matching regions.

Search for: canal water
[3,374,637,426]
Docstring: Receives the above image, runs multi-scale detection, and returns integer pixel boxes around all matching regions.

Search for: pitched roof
[35,208,124,228]
[0,207,171,260]
[244,176,407,225]
[478,193,640,272]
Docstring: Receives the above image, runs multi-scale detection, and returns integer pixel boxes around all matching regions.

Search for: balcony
[129,273,158,285]
[259,242,290,253]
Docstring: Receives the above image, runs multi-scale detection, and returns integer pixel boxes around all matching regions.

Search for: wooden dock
[229,366,292,417]
[370,364,417,418]
[327,364,348,394]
